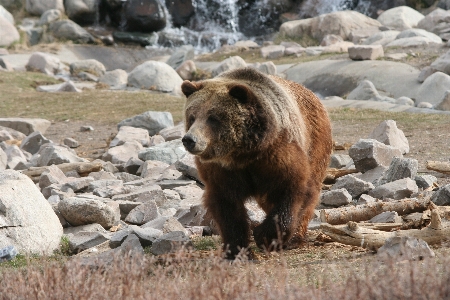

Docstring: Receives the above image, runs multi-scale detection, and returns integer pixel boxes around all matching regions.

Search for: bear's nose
[182,134,197,152]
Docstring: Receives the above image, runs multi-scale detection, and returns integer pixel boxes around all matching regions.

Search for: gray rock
[124,157,143,175]
[396,28,442,44]
[320,189,353,207]
[385,36,440,48]
[158,179,196,190]
[150,231,192,255]
[348,45,384,60]
[111,126,150,148]
[116,200,141,219]
[63,223,108,235]
[175,153,199,181]
[138,139,186,165]
[89,170,116,181]
[48,20,95,43]
[347,80,380,101]
[125,200,160,225]
[61,177,94,193]
[349,139,403,173]
[369,178,418,200]
[357,194,377,205]
[70,59,106,77]
[0,130,13,142]
[36,144,87,166]
[149,135,165,146]
[38,9,61,25]
[211,56,247,77]
[377,6,424,31]
[435,90,450,111]
[0,148,6,171]
[0,245,18,262]
[109,229,130,248]
[431,184,450,205]
[80,125,94,132]
[128,61,183,94]
[166,45,194,69]
[26,52,62,76]
[416,72,450,106]
[0,118,51,135]
[260,45,285,59]
[176,204,207,226]
[175,60,196,81]
[416,8,450,32]
[254,61,277,75]
[157,167,182,181]
[98,69,128,88]
[67,231,109,254]
[431,51,450,75]
[20,131,51,155]
[159,123,184,142]
[280,11,381,42]
[284,60,420,100]
[111,184,162,202]
[414,174,437,189]
[379,157,418,185]
[368,120,409,154]
[114,172,140,183]
[118,111,174,136]
[329,154,353,169]
[139,160,170,179]
[39,165,68,189]
[142,216,187,235]
[26,0,64,16]
[0,5,14,24]
[129,225,163,247]
[416,101,433,109]
[377,236,435,261]
[396,96,415,106]
[0,170,63,255]
[119,233,144,254]
[363,30,400,46]
[58,196,120,229]
[331,175,374,198]
[102,141,143,165]
[0,15,19,47]
[63,137,79,148]
[369,211,402,223]
[4,145,28,170]
[173,184,203,200]
[36,81,82,93]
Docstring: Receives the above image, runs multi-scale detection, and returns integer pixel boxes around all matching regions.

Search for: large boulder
[26,0,64,16]
[122,0,166,32]
[430,50,450,75]
[0,170,63,255]
[118,111,174,136]
[36,144,87,167]
[138,139,186,165]
[0,5,13,24]
[70,59,106,77]
[416,8,450,33]
[377,6,424,30]
[48,19,95,43]
[0,118,51,135]
[128,61,183,94]
[165,0,195,27]
[65,0,98,25]
[416,72,450,106]
[283,60,420,99]
[0,15,19,47]
[280,11,381,42]
[211,56,247,77]
[26,52,62,75]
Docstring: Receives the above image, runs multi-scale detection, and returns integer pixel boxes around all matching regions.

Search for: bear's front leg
[253,187,304,251]
[203,188,252,260]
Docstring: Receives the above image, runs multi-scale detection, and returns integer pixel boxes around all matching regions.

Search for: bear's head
[181,78,273,167]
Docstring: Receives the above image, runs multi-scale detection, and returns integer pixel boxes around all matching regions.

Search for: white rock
[396,28,442,44]
[377,6,424,30]
[363,30,400,46]
[368,120,409,154]
[348,45,384,60]
[416,72,450,106]
[70,59,106,77]
[260,45,285,59]
[110,126,150,147]
[98,69,128,88]
[0,170,63,255]
[211,56,247,77]
[26,52,62,75]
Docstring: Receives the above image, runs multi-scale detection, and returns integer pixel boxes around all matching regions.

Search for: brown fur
[181,68,332,259]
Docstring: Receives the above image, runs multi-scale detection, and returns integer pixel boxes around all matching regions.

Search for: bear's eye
[188,115,195,127]
[207,116,221,127]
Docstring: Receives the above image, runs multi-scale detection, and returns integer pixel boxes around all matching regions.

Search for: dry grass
[0,246,450,300]
[0,71,186,124]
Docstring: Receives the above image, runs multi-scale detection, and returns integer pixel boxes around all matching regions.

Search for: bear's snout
[182,133,197,152]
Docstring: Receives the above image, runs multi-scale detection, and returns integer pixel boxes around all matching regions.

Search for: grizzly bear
[181,67,332,259]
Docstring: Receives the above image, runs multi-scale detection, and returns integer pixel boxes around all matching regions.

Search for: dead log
[320,196,431,225]
[324,168,358,184]
[426,160,450,175]
[320,204,450,249]
[21,161,103,181]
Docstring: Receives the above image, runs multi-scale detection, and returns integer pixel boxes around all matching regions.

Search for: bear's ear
[181,80,201,97]
[229,84,252,104]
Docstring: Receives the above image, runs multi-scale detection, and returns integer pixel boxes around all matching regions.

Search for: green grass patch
[191,236,221,251]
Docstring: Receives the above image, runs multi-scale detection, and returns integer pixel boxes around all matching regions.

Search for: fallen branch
[426,160,450,175]
[324,168,358,184]
[320,196,431,225]
[21,161,103,181]
[320,204,450,249]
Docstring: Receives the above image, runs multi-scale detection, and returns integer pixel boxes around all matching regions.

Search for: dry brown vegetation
[1,246,450,299]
